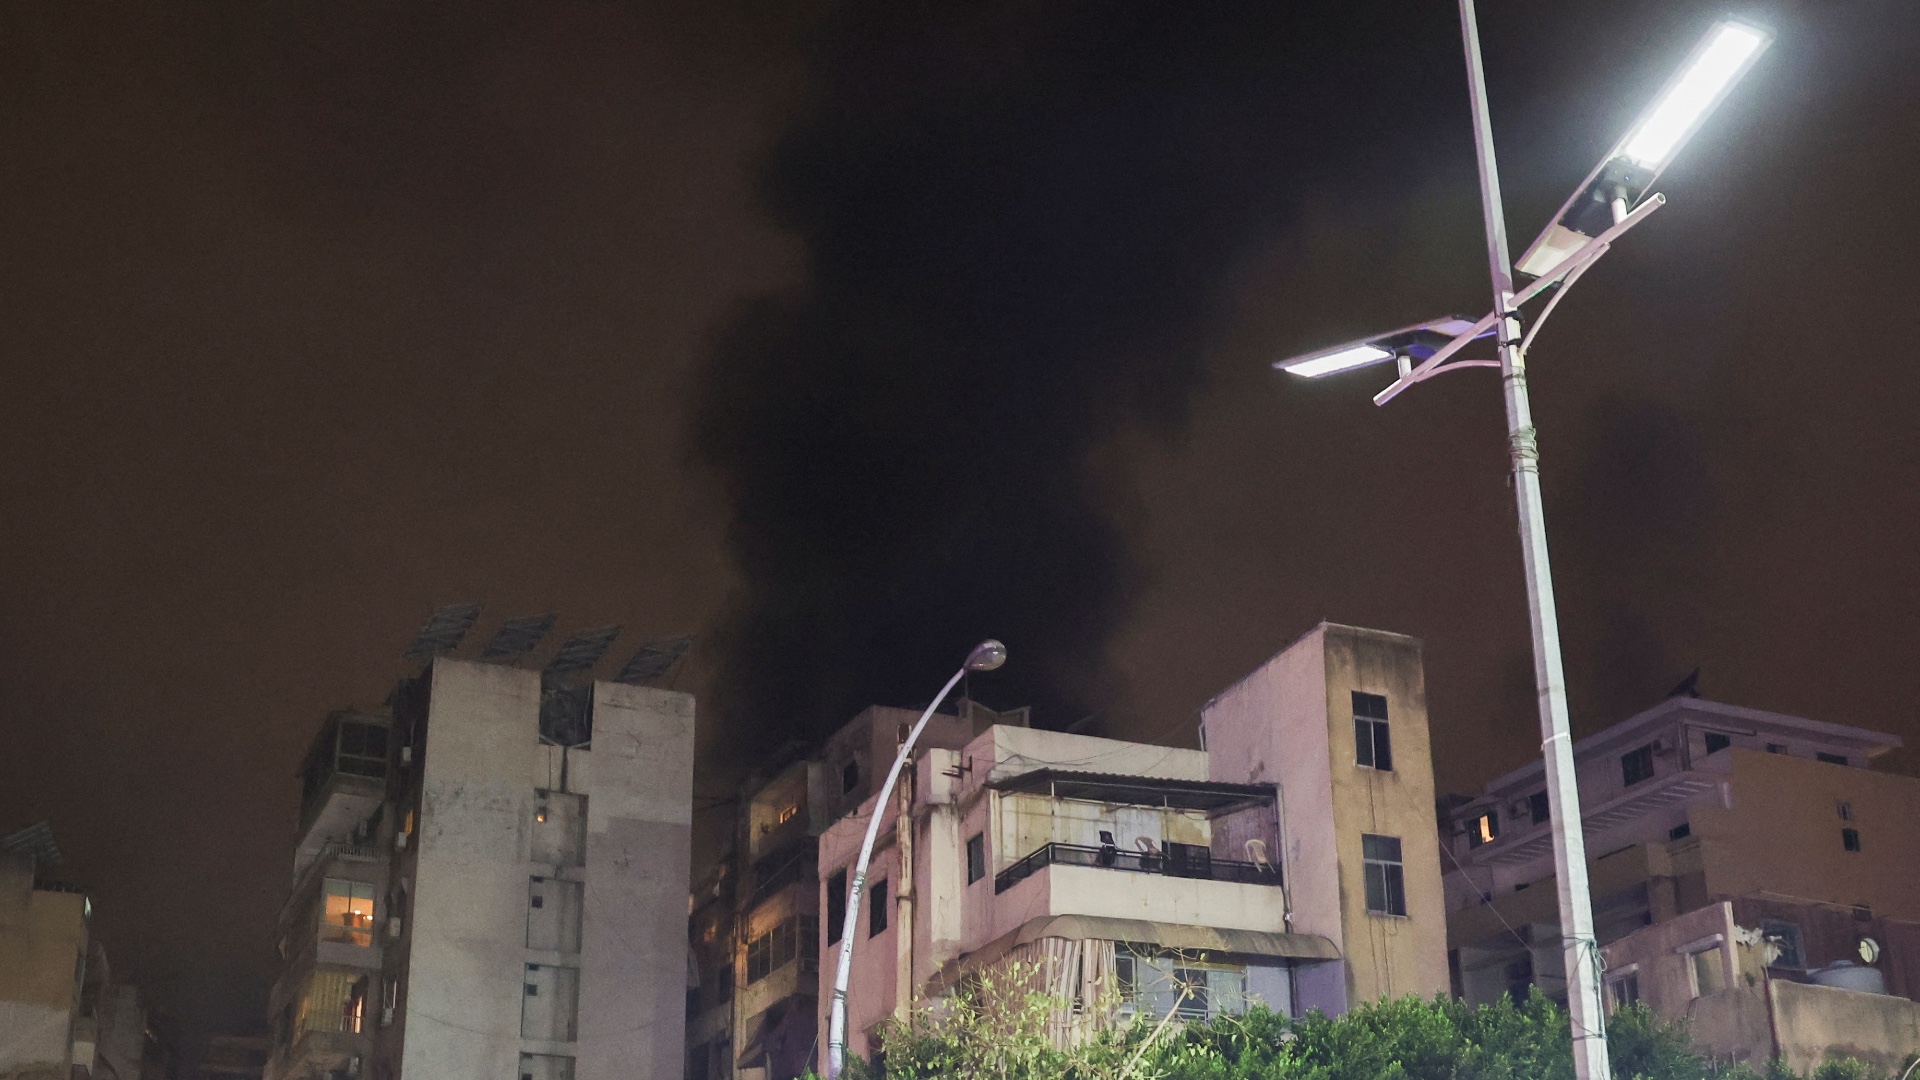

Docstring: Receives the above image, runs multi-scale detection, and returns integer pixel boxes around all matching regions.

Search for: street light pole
[825,639,1007,1079]
[1457,4,1611,1080]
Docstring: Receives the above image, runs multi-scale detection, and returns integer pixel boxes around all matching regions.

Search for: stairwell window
[966,833,986,885]
[1353,692,1392,771]
[1362,834,1407,917]
[868,880,888,937]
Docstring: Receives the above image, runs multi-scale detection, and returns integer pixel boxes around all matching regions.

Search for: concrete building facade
[686,702,1019,1080]
[0,827,149,1080]
[265,655,694,1080]
[816,623,1449,1061]
[1440,695,1920,1070]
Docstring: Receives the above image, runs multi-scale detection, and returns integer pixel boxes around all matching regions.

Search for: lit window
[1353,692,1392,771]
[322,879,375,947]
[1466,812,1499,848]
[744,915,816,984]
[1620,745,1656,787]
[966,833,986,885]
[1362,834,1407,916]
[777,805,798,825]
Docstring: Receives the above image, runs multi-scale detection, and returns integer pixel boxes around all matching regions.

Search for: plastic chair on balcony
[1097,831,1118,868]
[1245,838,1277,876]
[1134,836,1162,873]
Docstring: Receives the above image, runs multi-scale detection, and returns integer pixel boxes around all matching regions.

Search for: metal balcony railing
[993,842,1283,894]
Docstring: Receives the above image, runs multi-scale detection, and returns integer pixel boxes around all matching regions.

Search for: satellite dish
[1859,937,1881,965]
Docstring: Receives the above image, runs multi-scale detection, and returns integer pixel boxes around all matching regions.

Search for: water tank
[1808,961,1886,995]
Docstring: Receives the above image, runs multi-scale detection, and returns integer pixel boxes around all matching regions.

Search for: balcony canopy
[988,770,1274,813]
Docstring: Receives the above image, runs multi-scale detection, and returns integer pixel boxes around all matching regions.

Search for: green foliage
[837,983,1891,1080]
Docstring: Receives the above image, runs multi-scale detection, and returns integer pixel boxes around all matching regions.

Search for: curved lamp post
[825,639,1007,1079]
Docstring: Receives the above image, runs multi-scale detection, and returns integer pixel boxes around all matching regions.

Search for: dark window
[868,880,888,937]
[1529,791,1551,825]
[1669,823,1691,841]
[1842,828,1861,852]
[1353,692,1392,771]
[966,834,986,885]
[337,721,390,779]
[1466,812,1499,848]
[1703,732,1732,754]
[826,869,846,945]
[744,915,815,984]
[1817,752,1848,766]
[1766,743,1787,754]
[1621,745,1656,786]
[1608,972,1640,1010]
[1838,802,1853,821]
[1362,834,1407,916]
[1762,922,1805,968]
[841,759,860,794]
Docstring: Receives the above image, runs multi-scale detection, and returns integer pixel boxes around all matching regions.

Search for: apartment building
[0,824,149,1080]
[686,701,1023,1080]
[1440,695,1920,1071]
[817,623,1450,1060]
[265,651,694,1080]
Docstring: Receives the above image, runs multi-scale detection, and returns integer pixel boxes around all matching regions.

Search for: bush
[825,985,1890,1080]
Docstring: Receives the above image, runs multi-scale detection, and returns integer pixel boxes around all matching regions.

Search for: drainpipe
[895,762,916,1022]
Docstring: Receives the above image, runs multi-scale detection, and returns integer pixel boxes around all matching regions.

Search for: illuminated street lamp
[825,639,1007,1079]
[1272,11,1769,1080]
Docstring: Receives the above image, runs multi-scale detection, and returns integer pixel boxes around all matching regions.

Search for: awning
[926,915,1339,994]
[989,770,1274,813]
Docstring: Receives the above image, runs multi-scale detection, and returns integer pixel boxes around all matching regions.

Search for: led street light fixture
[1275,317,1486,378]
[1515,18,1771,278]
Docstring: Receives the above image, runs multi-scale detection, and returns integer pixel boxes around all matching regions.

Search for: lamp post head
[966,640,1007,672]
[1274,317,1488,378]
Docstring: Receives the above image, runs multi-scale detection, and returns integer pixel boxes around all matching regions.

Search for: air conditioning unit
[400,745,413,765]
[347,1056,363,1077]
[395,832,408,851]
[380,1006,395,1028]
[386,917,403,940]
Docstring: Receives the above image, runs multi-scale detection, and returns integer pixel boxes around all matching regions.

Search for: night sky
[2,0,1915,1046]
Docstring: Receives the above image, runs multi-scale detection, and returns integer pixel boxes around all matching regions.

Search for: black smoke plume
[698,2,1461,744]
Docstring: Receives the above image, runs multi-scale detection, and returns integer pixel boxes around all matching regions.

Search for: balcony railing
[994,842,1283,894]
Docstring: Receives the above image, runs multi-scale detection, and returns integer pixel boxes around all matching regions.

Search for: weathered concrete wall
[575,680,694,1080]
[401,659,537,1080]
[1771,980,1920,1075]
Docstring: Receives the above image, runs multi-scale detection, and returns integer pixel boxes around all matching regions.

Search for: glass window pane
[1385,864,1407,916]
[1354,718,1374,768]
[1364,863,1387,913]
[1362,834,1401,862]
[1374,722,1393,772]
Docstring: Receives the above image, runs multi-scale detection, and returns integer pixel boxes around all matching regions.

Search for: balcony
[996,842,1282,893]
[990,857,1290,941]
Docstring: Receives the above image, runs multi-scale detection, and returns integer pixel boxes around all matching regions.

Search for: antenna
[404,603,481,660]
[483,613,557,661]
[545,625,623,678]
[614,635,694,685]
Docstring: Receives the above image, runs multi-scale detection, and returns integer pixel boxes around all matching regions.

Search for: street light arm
[1371,193,1666,407]
[825,662,971,1079]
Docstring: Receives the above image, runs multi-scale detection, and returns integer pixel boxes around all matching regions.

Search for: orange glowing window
[777,805,798,825]
[323,879,376,947]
